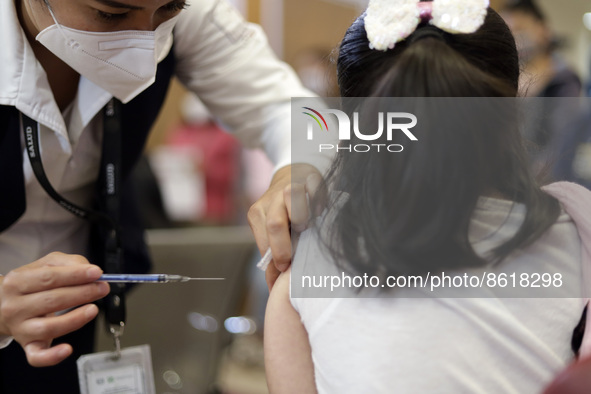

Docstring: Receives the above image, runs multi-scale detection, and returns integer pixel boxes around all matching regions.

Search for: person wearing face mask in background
[501,0,581,98]
[0,0,333,392]
[500,0,582,174]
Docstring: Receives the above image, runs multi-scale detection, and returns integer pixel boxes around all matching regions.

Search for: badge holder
[77,272,156,394]
[77,341,156,394]
[79,287,155,394]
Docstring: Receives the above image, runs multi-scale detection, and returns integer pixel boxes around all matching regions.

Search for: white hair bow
[365,0,490,51]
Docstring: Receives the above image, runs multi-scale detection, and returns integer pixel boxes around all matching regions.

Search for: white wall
[260,0,285,58]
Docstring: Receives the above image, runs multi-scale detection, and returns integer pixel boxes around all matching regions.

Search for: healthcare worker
[0,0,329,392]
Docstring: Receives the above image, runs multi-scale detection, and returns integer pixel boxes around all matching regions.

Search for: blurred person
[501,0,581,98]
[501,0,582,172]
[552,53,591,190]
[151,94,242,225]
[264,1,590,393]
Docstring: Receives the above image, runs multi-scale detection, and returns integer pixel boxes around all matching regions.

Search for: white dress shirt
[0,0,331,272]
[0,0,332,347]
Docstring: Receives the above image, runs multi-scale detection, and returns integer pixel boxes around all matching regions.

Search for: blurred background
[95,1,591,393]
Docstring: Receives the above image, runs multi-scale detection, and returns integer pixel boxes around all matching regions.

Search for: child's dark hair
[314,4,560,278]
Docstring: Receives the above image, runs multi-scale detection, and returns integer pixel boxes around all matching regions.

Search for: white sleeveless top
[291,188,586,393]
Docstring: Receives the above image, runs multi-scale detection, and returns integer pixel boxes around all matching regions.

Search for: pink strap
[542,182,591,358]
[417,1,434,23]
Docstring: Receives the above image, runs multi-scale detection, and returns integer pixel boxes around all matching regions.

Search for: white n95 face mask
[36,5,180,103]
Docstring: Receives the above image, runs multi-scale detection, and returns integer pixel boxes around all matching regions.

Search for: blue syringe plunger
[98,274,224,283]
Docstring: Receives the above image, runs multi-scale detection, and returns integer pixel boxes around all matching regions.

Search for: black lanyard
[20,98,126,330]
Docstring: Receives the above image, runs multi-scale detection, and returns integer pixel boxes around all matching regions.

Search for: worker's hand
[0,252,110,367]
[248,163,322,290]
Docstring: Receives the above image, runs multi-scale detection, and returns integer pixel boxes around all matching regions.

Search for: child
[264,1,591,392]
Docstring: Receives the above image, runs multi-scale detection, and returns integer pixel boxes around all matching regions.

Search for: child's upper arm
[264,268,318,393]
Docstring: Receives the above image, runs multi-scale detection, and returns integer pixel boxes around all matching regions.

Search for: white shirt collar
[0,0,112,146]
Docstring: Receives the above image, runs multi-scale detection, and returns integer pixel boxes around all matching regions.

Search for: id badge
[77,345,156,394]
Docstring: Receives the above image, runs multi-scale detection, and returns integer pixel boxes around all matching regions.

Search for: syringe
[98,274,225,283]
